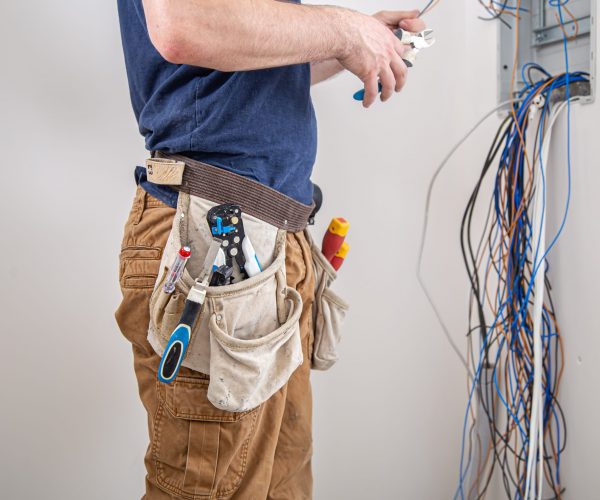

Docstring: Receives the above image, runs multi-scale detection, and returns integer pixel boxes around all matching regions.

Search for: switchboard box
[498,0,596,103]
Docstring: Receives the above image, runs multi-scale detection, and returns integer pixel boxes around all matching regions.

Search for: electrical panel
[498,0,596,103]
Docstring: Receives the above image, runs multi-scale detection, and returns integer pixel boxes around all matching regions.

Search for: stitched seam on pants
[151,403,168,495]
[120,245,163,258]
[122,275,159,290]
[214,406,260,498]
[134,190,146,225]
[208,424,220,496]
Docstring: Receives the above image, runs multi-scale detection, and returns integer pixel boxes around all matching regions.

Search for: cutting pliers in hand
[353,28,436,101]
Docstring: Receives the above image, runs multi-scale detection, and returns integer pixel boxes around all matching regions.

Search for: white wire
[416,99,520,369]
[523,98,575,500]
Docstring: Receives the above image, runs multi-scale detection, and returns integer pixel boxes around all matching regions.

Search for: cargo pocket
[305,229,349,371]
[148,192,303,412]
[153,376,260,500]
[119,246,163,289]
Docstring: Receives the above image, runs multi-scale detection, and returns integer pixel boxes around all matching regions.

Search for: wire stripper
[207,203,262,279]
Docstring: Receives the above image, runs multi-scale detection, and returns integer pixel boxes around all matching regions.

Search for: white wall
[308,2,499,498]
[0,1,596,499]
[543,89,600,498]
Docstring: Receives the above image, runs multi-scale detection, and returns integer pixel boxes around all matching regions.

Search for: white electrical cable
[523,98,575,500]
[416,99,520,369]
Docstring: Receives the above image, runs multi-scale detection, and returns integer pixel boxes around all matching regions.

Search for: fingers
[399,17,426,32]
[392,36,409,61]
[379,66,395,102]
[362,73,379,108]
[364,55,407,107]
[390,55,408,92]
[364,40,408,107]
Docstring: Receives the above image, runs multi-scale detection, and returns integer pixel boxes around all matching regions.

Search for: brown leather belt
[147,152,314,232]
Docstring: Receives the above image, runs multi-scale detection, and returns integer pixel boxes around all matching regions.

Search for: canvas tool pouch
[305,229,350,371]
[146,157,310,413]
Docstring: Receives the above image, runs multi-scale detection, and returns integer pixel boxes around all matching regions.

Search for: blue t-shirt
[117,0,317,205]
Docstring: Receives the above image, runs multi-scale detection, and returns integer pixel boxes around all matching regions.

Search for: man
[115,1,425,498]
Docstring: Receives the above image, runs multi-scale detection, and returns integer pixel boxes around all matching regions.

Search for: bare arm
[143,0,353,70]
[143,0,413,107]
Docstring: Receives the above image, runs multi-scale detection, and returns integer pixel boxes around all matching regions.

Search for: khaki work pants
[115,187,315,499]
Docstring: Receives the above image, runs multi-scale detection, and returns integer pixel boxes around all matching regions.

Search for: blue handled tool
[158,239,222,384]
[353,28,435,101]
[353,83,383,102]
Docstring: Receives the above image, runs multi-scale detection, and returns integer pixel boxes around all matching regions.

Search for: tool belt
[148,152,314,232]
[144,154,348,412]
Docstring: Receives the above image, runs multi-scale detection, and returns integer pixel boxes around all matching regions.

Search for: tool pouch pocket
[305,229,350,371]
[148,192,304,412]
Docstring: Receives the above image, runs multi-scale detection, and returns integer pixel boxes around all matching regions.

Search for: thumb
[376,9,420,26]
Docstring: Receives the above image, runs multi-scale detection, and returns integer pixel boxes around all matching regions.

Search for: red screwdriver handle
[322,217,349,262]
[330,241,350,271]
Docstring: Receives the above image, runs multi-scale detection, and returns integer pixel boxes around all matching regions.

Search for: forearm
[143,0,351,71]
[311,59,345,85]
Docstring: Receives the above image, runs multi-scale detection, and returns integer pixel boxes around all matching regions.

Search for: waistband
[149,152,314,232]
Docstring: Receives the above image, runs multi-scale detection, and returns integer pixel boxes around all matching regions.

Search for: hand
[336,9,426,108]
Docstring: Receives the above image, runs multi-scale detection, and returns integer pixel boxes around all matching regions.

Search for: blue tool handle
[157,300,201,384]
[353,82,383,101]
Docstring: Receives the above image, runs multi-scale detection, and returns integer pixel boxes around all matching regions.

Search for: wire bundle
[453,1,591,498]
[415,1,589,497]
[455,67,588,499]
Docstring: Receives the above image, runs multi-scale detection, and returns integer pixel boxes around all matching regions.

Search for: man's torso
[117,0,317,205]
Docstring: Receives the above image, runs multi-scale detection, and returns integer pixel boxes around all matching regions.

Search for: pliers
[395,28,436,67]
[353,28,436,101]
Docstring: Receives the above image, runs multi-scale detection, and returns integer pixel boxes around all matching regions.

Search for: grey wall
[0,1,597,498]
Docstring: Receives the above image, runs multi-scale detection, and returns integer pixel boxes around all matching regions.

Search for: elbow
[156,39,187,65]
[144,2,236,70]
[148,20,231,69]
[147,20,189,64]
[146,3,238,71]
[144,0,196,64]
